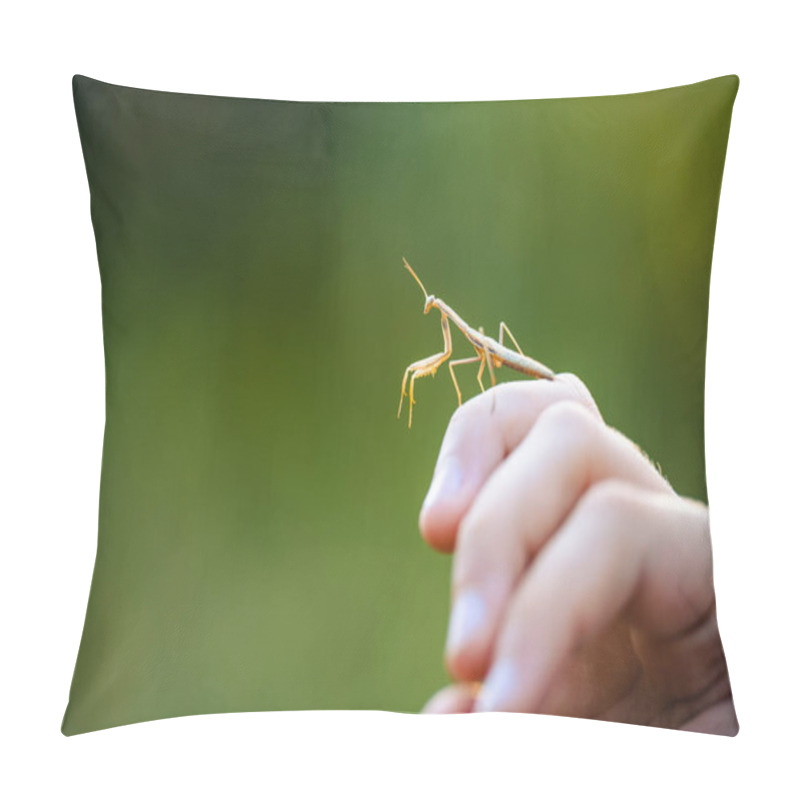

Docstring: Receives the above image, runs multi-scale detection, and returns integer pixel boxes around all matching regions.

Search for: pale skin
[418,374,738,735]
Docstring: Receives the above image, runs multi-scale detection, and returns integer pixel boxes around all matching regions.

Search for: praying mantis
[398,258,556,428]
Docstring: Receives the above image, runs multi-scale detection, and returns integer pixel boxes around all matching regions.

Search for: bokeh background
[63,74,737,734]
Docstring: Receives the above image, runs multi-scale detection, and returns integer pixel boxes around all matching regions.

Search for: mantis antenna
[402,257,428,298]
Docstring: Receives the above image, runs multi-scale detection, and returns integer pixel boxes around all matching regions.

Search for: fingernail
[422,457,462,511]
[473,659,518,712]
[446,590,488,654]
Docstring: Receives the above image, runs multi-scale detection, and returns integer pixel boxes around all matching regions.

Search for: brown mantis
[398,258,556,427]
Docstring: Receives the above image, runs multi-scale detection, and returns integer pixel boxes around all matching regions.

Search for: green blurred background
[63,75,737,734]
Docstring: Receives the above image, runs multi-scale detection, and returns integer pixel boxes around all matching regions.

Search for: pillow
[63,74,739,735]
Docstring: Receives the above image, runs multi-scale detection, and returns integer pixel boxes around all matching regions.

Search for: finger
[419,374,601,553]
[473,482,712,714]
[446,402,672,681]
[421,683,480,714]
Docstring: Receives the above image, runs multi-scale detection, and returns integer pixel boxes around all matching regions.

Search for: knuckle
[535,400,600,456]
[579,479,639,526]
[556,373,603,419]
[538,399,598,438]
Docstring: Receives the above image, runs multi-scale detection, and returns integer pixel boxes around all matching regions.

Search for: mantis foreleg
[398,313,454,427]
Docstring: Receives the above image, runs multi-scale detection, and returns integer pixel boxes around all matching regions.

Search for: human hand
[419,375,737,735]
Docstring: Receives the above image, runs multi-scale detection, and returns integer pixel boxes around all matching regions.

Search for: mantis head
[402,258,436,314]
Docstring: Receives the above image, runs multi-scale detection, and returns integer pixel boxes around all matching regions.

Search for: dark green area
[63,74,738,734]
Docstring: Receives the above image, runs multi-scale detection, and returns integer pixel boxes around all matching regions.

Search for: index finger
[419,373,602,552]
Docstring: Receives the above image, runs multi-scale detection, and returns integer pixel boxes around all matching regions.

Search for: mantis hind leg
[499,321,524,355]
[478,326,497,412]
[478,327,496,390]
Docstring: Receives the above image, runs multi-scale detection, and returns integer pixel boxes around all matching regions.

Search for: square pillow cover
[63,74,739,735]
